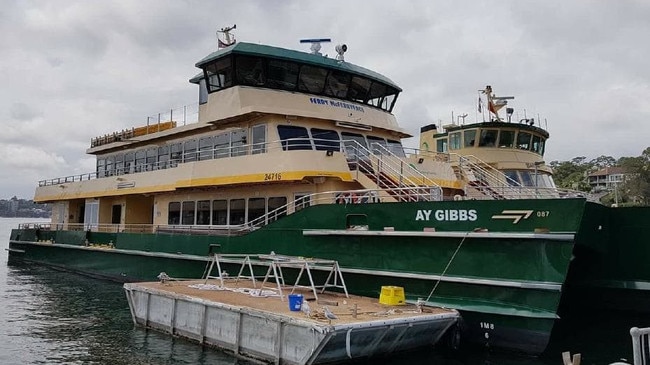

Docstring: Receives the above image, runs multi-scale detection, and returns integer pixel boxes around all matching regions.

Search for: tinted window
[267,59,299,89]
[278,125,312,150]
[324,70,350,98]
[235,56,265,86]
[348,76,371,103]
[479,129,498,147]
[298,65,327,94]
[464,130,477,147]
[517,132,532,150]
[449,132,461,150]
[311,128,340,151]
[499,130,515,148]
[168,202,180,225]
[367,136,387,154]
[205,57,233,92]
[387,140,405,157]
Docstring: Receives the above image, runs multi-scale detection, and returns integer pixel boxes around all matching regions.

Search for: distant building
[588,166,628,191]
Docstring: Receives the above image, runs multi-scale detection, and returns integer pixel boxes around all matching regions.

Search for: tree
[589,155,616,170]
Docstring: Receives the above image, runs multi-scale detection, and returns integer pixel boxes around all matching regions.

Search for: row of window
[436,128,546,155]
[504,170,555,188]
[199,54,399,112]
[96,125,405,177]
[167,196,293,226]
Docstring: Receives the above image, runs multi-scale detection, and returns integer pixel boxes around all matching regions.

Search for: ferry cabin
[33,42,458,233]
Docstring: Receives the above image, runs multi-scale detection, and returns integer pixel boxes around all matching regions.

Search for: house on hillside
[588,166,629,191]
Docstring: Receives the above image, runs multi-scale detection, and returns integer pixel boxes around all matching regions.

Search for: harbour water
[0,217,644,364]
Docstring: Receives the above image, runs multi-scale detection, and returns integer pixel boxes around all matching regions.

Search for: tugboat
[8,27,591,355]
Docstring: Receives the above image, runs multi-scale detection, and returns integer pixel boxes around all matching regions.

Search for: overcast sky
[1,1,649,199]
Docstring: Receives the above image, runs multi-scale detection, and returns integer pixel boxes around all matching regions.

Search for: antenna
[300,38,331,55]
[217,24,237,49]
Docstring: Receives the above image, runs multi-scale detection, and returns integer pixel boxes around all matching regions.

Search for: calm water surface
[0,217,643,364]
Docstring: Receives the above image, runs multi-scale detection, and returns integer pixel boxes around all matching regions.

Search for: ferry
[8,27,598,355]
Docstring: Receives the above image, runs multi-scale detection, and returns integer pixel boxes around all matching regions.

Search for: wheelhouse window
[198,79,208,104]
[532,135,544,155]
[348,76,371,103]
[324,70,350,98]
[267,59,299,89]
[205,57,233,92]
[298,65,327,94]
[311,128,340,151]
[235,56,266,86]
[479,129,498,147]
[517,132,532,150]
[449,132,461,150]
[436,138,448,153]
[278,125,312,150]
[498,130,515,148]
[464,129,477,147]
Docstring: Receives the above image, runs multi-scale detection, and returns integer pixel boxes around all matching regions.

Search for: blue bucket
[288,294,303,311]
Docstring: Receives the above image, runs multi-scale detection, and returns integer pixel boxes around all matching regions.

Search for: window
[196,200,210,225]
[298,65,327,94]
[124,152,134,174]
[214,132,230,158]
[367,136,387,154]
[464,130,477,147]
[146,148,157,170]
[114,154,124,175]
[348,76,371,103]
[517,132,532,150]
[205,57,233,92]
[211,199,227,225]
[381,89,398,112]
[294,194,310,212]
[231,129,247,157]
[158,146,169,169]
[199,79,208,104]
[184,139,197,162]
[278,125,312,151]
[84,200,99,231]
[387,140,405,157]
[251,125,266,155]
[479,129,498,147]
[449,132,461,150]
[498,130,515,148]
[504,170,520,186]
[181,201,195,225]
[268,196,287,222]
[105,156,114,176]
[199,136,214,160]
[235,56,266,86]
[311,128,340,151]
[229,199,245,225]
[170,143,182,166]
[97,158,106,178]
[324,70,350,98]
[248,198,266,223]
[436,138,448,153]
[532,135,543,155]
[267,59,299,89]
[168,202,181,225]
[135,150,146,172]
[341,132,368,159]
[367,82,386,108]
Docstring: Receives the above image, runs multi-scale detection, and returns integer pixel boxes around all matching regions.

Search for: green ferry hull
[9,198,586,355]
[565,203,650,313]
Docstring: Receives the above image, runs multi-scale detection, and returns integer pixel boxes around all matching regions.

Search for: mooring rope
[425,232,470,303]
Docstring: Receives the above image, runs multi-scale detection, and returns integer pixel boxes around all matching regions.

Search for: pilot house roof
[190,42,401,91]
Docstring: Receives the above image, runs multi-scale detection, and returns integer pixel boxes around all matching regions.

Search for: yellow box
[379,286,405,305]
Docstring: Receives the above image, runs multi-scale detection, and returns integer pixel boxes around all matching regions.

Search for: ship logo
[491,210,534,224]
